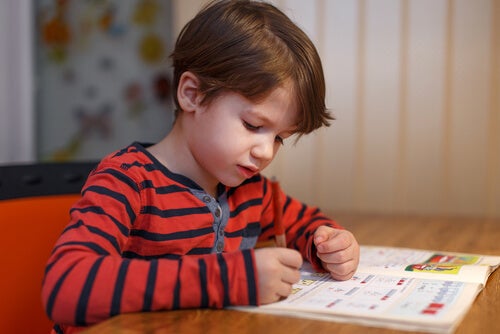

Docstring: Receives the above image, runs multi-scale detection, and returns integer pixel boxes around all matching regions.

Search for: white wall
[2,0,498,217]
[173,0,500,218]
[0,0,34,164]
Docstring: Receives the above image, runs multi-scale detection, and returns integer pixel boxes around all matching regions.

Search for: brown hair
[171,0,332,135]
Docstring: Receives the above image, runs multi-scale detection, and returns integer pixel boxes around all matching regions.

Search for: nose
[251,135,276,162]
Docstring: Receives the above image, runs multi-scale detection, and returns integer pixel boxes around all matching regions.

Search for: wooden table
[82,215,500,334]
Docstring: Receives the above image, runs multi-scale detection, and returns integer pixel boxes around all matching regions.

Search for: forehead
[247,83,299,129]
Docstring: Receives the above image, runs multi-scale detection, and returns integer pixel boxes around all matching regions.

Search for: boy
[42,1,360,332]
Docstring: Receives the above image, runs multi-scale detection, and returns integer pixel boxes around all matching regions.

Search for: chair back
[0,162,96,334]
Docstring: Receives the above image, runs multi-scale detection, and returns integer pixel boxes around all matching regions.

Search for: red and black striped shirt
[42,142,341,333]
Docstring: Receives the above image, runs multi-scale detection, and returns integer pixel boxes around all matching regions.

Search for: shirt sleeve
[258,177,344,271]
[41,162,258,327]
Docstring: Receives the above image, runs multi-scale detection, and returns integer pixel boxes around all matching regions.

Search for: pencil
[271,177,286,248]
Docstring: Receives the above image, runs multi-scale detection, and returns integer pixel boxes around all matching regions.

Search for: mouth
[237,165,259,178]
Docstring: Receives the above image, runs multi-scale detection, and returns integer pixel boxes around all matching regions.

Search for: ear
[177,71,202,113]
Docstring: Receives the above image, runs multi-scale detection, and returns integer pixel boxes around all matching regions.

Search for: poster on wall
[35,0,174,162]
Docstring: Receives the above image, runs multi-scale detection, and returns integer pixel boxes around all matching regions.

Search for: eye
[243,120,285,145]
[243,121,261,131]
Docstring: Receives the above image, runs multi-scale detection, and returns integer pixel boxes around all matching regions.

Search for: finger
[323,259,357,280]
[313,225,335,245]
[276,281,294,299]
[280,265,301,285]
[330,270,356,281]
[316,230,353,254]
[317,245,354,264]
[276,248,303,269]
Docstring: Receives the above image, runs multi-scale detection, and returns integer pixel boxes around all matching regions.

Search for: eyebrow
[246,108,298,134]
[246,108,299,129]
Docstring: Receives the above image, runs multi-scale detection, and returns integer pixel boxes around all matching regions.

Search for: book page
[249,263,482,334]
[235,246,500,333]
[358,246,500,285]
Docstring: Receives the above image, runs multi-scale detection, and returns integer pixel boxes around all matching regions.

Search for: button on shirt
[191,189,229,253]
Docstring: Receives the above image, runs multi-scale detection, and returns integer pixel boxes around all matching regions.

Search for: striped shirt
[42,142,341,333]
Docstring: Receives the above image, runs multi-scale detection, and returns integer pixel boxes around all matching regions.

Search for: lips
[237,165,258,178]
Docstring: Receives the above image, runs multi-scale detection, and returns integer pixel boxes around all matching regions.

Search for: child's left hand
[313,226,360,280]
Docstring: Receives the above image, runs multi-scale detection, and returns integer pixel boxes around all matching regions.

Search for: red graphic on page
[422,303,444,315]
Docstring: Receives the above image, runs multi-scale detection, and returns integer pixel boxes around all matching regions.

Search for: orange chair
[0,162,96,334]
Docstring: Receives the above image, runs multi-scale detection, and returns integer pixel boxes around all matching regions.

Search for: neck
[147,119,218,197]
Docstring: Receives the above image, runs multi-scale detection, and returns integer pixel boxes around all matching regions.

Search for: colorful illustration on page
[404,263,460,274]
[404,253,479,274]
[425,254,479,265]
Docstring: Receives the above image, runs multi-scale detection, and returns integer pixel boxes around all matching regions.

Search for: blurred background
[1,0,499,218]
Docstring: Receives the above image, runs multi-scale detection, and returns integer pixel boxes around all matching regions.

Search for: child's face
[186,82,298,192]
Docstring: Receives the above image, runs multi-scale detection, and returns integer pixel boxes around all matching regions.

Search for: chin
[219,176,247,188]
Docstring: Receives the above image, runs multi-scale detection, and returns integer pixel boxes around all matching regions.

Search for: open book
[238,246,500,334]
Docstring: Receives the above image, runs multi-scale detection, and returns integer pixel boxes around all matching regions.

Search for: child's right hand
[254,247,303,304]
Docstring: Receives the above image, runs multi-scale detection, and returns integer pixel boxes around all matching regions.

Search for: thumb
[314,225,332,245]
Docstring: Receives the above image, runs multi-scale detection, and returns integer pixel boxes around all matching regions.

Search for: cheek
[216,132,245,156]
[201,126,242,157]
[194,111,249,156]
[215,123,247,148]
[191,114,226,145]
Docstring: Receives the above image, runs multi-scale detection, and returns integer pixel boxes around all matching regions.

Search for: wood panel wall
[173,0,500,218]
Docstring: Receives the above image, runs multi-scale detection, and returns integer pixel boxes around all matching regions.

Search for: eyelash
[243,121,284,145]
[243,121,260,131]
